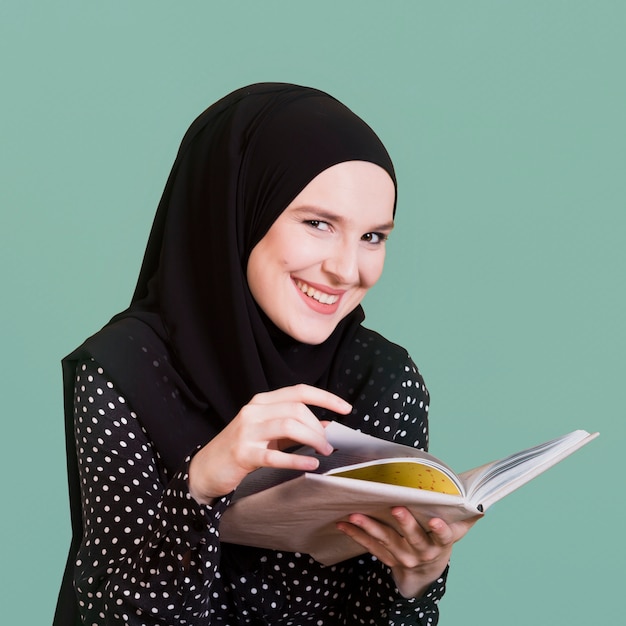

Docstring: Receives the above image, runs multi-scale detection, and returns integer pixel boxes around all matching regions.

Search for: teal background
[1,1,624,624]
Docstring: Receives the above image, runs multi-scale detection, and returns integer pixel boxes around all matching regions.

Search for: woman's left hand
[336,508,481,599]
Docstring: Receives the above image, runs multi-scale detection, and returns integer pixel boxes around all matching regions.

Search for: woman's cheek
[363,251,387,288]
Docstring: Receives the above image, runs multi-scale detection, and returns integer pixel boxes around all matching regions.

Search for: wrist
[188,451,222,505]
[392,560,448,599]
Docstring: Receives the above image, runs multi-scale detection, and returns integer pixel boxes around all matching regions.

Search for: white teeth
[296,280,339,305]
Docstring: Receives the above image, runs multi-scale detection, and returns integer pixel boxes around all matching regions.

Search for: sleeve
[355,354,432,451]
[72,358,230,625]
[347,556,448,626]
[344,351,448,625]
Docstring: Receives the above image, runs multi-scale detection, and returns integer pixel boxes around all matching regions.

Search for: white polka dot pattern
[72,332,447,625]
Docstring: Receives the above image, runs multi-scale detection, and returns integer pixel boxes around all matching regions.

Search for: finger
[337,513,454,571]
[390,509,482,547]
[424,518,455,546]
[244,413,333,456]
[336,518,399,567]
[389,510,456,564]
[423,515,481,546]
[248,447,322,472]
[251,384,352,415]
[238,400,335,454]
[344,513,408,556]
[389,507,428,536]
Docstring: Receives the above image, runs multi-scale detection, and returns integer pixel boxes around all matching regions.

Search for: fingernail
[305,457,320,470]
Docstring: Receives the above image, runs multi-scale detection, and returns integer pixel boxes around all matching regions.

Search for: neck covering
[55,83,396,625]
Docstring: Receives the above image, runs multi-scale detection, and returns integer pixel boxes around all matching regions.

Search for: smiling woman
[54,83,476,626]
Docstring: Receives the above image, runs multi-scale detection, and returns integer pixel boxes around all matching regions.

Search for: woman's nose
[322,242,360,285]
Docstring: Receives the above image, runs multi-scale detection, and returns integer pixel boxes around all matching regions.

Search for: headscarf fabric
[104,83,396,463]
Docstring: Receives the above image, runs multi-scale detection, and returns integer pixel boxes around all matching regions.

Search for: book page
[231,421,455,501]
[327,458,463,495]
[323,421,456,469]
[460,429,599,508]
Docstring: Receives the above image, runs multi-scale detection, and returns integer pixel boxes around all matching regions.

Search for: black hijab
[80,83,396,467]
[55,83,396,625]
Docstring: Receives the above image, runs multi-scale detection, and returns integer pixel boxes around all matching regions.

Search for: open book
[220,422,598,565]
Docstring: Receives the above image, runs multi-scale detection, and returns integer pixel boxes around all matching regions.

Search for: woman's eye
[306,220,331,231]
[361,232,387,244]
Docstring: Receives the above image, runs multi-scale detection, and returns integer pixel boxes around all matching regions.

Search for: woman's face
[247,160,396,345]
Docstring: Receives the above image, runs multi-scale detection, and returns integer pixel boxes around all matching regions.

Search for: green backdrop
[1,2,623,624]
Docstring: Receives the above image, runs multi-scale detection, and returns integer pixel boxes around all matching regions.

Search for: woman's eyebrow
[291,206,395,232]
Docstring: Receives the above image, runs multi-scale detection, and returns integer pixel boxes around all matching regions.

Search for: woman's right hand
[188,384,351,504]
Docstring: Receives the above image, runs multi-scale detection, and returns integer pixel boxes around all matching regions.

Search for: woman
[55,83,475,625]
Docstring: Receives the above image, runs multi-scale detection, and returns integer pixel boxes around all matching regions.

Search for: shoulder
[63,318,215,475]
[352,325,412,365]
[340,325,424,389]
[64,317,206,413]
[66,317,170,366]
[336,326,431,446]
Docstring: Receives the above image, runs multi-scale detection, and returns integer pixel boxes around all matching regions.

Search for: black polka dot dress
[72,328,447,625]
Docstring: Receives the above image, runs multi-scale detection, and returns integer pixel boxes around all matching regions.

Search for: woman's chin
[282,321,338,346]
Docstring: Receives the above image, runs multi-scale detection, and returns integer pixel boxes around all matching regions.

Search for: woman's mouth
[294,279,340,305]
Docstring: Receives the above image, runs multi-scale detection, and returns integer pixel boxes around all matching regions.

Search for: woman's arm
[72,358,229,625]
[73,359,355,625]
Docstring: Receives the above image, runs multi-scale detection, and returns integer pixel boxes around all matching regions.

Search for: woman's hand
[337,508,481,598]
[188,384,351,504]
